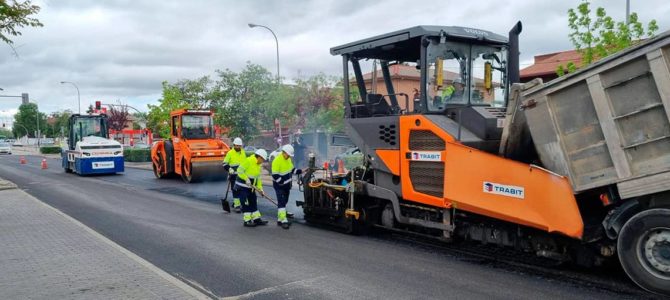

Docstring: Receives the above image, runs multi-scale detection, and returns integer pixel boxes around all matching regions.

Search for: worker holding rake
[235,149,270,227]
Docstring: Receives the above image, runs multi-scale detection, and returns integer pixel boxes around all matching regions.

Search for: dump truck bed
[518,30,670,198]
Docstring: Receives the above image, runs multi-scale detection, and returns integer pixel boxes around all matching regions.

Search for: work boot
[287,211,294,219]
[253,218,268,226]
[243,220,256,227]
[233,206,241,213]
[280,222,291,230]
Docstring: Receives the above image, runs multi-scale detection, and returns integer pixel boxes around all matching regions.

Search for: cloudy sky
[1,0,669,124]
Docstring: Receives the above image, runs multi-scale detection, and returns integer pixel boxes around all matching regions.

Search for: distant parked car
[243,146,257,155]
[0,142,12,154]
[131,142,151,149]
[269,147,282,163]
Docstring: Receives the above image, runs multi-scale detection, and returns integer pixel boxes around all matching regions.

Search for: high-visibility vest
[271,154,294,188]
[236,156,263,191]
[223,148,246,172]
[442,85,455,98]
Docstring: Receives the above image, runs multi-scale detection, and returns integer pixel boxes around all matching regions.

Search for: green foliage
[123,148,151,162]
[213,63,276,139]
[147,76,218,138]
[12,103,46,138]
[292,74,344,133]
[0,0,43,45]
[342,153,364,170]
[43,110,71,138]
[0,127,13,138]
[566,0,658,68]
[148,63,346,142]
[39,146,62,154]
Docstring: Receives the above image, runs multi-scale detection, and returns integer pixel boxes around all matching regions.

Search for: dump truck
[299,22,670,295]
[151,109,229,183]
[62,114,125,175]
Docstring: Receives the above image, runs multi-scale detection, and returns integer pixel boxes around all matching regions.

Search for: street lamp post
[14,123,29,140]
[248,23,280,83]
[34,101,40,147]
[60,81,81,114]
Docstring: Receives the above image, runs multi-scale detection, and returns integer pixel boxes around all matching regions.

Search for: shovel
[220,178,231,213]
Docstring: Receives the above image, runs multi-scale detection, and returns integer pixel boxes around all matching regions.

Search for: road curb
[0,177,214,300]
[0,179,17,191]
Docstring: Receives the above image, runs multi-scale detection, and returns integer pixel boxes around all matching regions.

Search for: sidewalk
[11,146,60,159]
[0,178,210,299]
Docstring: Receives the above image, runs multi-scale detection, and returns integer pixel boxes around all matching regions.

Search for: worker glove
[293,168,302,175]
[223,164,230,172]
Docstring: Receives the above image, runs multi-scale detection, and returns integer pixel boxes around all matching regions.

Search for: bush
[40,146,62,154]
[124,148,151,162]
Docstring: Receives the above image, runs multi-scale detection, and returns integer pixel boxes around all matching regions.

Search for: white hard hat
[255,148,268,160]
[233,137,243,146]
[281,144,295,157]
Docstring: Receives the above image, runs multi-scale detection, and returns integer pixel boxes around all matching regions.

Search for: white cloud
[1,0,668,115]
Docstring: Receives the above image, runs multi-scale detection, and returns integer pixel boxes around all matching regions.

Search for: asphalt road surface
[0,154,662,299]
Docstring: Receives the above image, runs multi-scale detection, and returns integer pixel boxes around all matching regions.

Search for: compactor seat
[366,94,392,116]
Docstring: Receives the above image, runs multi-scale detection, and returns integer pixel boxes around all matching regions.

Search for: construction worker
[444,78,465,102]
[222,137,246,213]
[235,148,269,227]
[271,144,302,229]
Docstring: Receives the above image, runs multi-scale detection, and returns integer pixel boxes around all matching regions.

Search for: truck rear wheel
[617,208,670,296]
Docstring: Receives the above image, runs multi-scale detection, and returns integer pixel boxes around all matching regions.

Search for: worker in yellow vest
[223,137,247,213]
[271,144,302,229]
[235,149,269,227]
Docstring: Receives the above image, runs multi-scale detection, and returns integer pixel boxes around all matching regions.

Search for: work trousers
[239,186,260,221]
[274,185,290,208]
[274,185,290,223]
[229,173,241,208]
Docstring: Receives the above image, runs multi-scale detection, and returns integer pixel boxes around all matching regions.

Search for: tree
[0,0,43,45]
[86,104,94,114]
[12,103,46,138]
[107,105,130,131]
[0,127,13,138]
[43,110,71,138]
[292,74,343,133]
[147,77,215,138]
[212,63,276,139]
[562,0,658,73]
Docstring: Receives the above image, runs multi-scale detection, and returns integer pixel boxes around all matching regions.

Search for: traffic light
[21,93,29,104]
[95,101,101,110]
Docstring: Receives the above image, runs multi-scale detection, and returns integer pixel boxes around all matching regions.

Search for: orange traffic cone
[41,159,48,170]
[337,159,345,174]
[20,156,26,164]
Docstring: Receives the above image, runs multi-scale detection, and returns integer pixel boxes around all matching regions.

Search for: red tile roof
[520,49,583,79]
